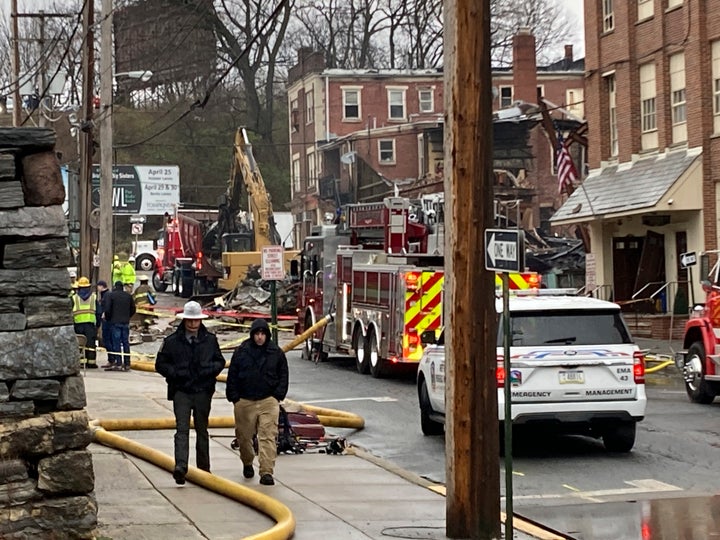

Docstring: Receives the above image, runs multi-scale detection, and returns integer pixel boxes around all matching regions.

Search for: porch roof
[551,147,702,225]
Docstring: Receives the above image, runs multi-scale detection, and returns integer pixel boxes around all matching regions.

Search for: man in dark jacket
[226,318,289,486]
[103,281,136,371]
[156,301,226,485]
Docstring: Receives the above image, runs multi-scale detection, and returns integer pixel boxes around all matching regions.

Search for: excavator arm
[228,128,281,249]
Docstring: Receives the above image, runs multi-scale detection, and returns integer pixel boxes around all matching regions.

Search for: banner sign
[91,165,180,215]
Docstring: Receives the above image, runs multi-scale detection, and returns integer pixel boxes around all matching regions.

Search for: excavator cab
[222,232,254,253]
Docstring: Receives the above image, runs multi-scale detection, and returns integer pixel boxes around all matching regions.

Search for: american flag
[556,133,578,195]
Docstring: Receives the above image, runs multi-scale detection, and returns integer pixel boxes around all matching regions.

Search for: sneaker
[173,469,186,485]
[259,474,274,486]
[243,465,254,479]
[103,364,118,371]
[101,363,114,369]
[122,365,131,372]
[86,363,99,369]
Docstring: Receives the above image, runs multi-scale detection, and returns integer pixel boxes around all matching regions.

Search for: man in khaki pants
[226,319,289,486]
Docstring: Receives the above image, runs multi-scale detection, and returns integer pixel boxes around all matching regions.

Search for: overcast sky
[3,0,586,58]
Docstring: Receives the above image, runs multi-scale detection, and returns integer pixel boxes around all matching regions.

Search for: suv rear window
[497,309,632,347]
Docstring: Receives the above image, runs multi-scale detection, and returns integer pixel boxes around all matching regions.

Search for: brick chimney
[512,27,538,105]
[288,48,326,85]
[564,44,574,63]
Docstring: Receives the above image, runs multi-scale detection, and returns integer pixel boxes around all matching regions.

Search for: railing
[621,280,690,343]
[578,284,614,301]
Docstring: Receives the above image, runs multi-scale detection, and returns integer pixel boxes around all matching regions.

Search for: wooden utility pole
[10,0,22,126]
[444,0,500,539]
[78,0,95,280]
[98,0,114,286]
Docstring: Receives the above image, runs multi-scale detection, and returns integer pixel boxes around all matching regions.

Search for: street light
[114,70,153,83]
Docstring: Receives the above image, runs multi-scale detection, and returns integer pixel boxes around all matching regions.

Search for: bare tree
[209,0,293,148]
[491,0,578,66]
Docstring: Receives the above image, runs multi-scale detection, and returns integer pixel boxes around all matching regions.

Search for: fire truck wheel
[419,379,443,436]
[152,271,167,292]
[684,342,717,404]
[135,255,155,272]
[302,314,314,361]
[354,329,369,374]
[367,330,385,378]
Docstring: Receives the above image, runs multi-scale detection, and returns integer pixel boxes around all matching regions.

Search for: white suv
[417,293,647,452]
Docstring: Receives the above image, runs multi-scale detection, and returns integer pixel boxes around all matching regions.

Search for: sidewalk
[84,365,549,540]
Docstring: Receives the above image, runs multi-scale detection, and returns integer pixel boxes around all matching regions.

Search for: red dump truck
[152,209,222,298]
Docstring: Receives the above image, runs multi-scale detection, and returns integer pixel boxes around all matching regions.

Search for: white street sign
[680,251,697,268]
[131,223,143,235]
[262,245,285,280]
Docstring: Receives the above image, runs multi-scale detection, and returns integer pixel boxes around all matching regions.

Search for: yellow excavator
[217,128,299,290]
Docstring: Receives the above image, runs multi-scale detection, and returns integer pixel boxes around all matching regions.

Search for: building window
[292,156,301,194]
[566,88,585,118]
[290,98,299,132]
[712,41,720,133]
[306,151,316,189]
[387,88,406,120]
[669,53,687,143]
[667,0,683,8]
[637,0,653,20]
[603,0,614,32]
[639,62,658,150]
[342,88,361,120]
[607,75,618,157]
[419,89,434,113]
[499,86,513,108]
[379,139,395,164]
[305,89,314,124]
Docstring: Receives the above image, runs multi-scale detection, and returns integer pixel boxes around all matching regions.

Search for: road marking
[507,478,682,502]
[301,397,398,404]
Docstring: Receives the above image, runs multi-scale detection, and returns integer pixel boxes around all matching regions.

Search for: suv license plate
[559,370,585,384]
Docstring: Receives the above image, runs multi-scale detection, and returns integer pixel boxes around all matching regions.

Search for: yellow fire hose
[91,313,363,540]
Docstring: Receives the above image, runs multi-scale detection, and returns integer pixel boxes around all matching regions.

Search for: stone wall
[0,128,97,539]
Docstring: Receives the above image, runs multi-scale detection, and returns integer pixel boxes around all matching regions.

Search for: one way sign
[485,229,524,273]
[680,251,697,268]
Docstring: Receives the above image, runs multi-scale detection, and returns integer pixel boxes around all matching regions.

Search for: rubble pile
[0,128,97,539]
[219,265,298,315]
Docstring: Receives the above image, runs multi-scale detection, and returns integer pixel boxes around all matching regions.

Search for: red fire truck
[675,251,720,404]
[295,196,540,378]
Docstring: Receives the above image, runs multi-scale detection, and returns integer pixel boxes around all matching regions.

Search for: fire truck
[675,251,720,404]
[295,196,539,378]
[296,197,443,377]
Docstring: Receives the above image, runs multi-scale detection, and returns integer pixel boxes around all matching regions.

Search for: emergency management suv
[417,292,647,452]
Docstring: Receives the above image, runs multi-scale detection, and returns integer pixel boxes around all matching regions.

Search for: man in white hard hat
[155,301,226,485]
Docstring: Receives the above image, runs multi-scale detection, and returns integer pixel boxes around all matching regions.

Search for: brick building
[288,31,585,247]
[552,1,718,308]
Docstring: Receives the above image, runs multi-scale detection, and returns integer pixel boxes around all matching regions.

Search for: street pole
[78,0,94,280]
[99,0,114,286]
[444,0,499,538]
[10,0,21,127]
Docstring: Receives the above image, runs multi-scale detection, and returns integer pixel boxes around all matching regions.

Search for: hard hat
[128,256,136,262]
[113,255,119,261]
[76,276,91,287]
[139,275,149,282]
[71,280,79,289]
[69,270,77,279]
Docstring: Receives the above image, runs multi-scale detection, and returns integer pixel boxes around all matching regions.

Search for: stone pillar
[0,127,97,539]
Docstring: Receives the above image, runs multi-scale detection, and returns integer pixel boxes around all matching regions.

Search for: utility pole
[78,0,95,280]
[37,11,46,127]
[444,1,499,539]
[10,0,21,126]
[99,0,114,286]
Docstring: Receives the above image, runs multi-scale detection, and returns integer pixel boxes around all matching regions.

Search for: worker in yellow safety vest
[73,276,98,368]
[112,255,123,286]
[121,257,137,293]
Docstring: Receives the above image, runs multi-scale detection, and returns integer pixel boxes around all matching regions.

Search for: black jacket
[226,319,289,403]
[156,323,226,399]
[104,285,136,324]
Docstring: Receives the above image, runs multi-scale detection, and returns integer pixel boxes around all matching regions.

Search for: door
[633,230,665,312]
[613,236,644,301]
